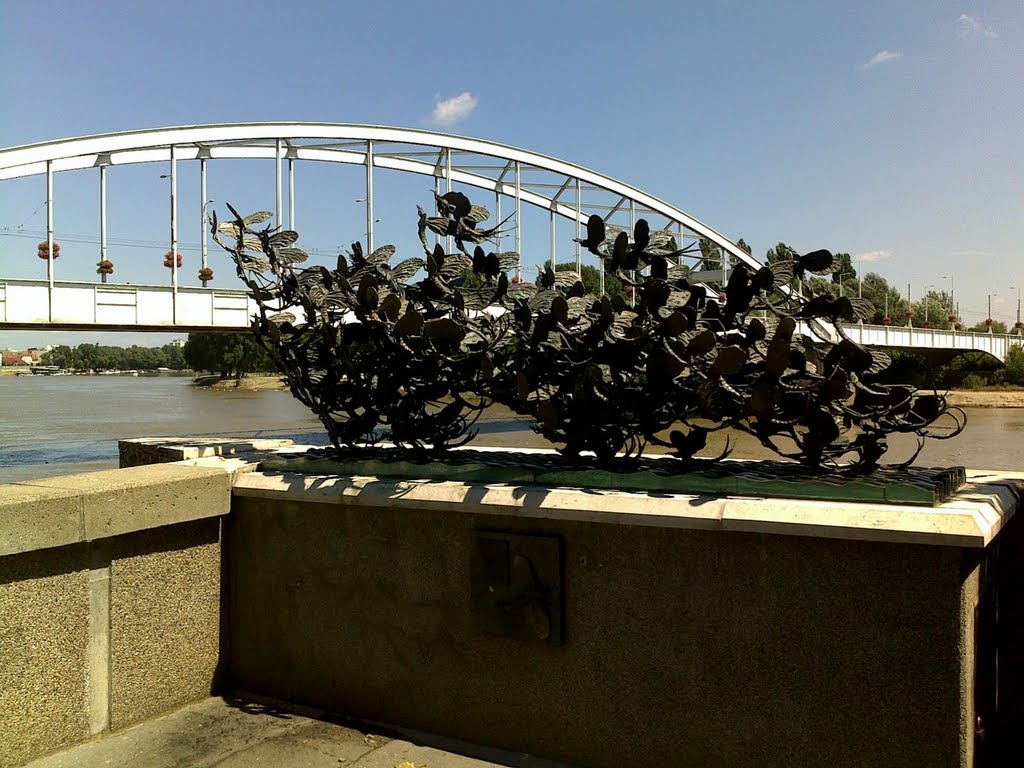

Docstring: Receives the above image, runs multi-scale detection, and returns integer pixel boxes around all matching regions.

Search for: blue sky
[1,0,1021,349]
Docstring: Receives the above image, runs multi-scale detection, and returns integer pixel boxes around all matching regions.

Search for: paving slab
[20,696,555,768]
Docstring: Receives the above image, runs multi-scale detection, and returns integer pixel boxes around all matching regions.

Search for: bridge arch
[0,122,758,273]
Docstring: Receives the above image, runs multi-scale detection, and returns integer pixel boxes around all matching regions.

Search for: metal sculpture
[218,196,964,471]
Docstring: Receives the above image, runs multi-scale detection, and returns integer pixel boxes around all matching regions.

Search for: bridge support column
[514,161,521,281]
[549,208,556,272]
[275,139,282,233]
[445,148,453,253]
[170,145,178,325]
[288,157,295,231]
[200,158,208,287]
[575,178,582,274]
[494,191,501,255]
[46,160,53,322]
[630,200,636,307]
[365,140,374,254]
[99,164,107,284]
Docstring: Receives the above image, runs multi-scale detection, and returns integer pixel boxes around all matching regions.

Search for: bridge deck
[0,278,256,332]
[1,277,1020,358]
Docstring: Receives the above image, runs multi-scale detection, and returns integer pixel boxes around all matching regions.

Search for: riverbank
[946,389,1024,408]
[193,375,288,392]
[192,375,1024,410]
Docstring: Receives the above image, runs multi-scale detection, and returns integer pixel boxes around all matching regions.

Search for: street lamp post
[160,163,179,306]
[836,271,852,298]
[942,274,954,312]
[1011,285,1022,335]
[923,284,934,326]
[201,199,214,286]
[988,293,997,334]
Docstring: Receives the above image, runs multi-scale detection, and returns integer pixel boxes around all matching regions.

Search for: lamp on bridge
[923,283,934,328]
[835,270,853,298]
[986,293,997,334]
[1011,285,1023,335]
[200,199,215,286]
[942,274,956,324]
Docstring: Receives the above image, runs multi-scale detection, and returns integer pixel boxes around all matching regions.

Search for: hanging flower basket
[96,260,114,276]
[985,318,993,327]
[37,241,60,260]
[198,267,214,282]
[510,275,521,284]
[882,316,892,325]
[947,314,957,323]
[923,321,932,329]
[163,251,183,269]
[904,310,914,319]
[954,323,964,331]
[1015,321,1024,332]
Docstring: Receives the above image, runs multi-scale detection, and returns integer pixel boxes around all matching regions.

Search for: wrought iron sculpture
[216,194,964,471]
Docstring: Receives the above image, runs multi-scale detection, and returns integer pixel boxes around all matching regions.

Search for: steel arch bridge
[0,123,1019,362]
[0,122,755,332]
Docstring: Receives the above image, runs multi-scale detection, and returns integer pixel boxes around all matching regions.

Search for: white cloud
[855,249,893,263]
[957,14,997,39]
[862,50,901,69]
[430,92,478,127]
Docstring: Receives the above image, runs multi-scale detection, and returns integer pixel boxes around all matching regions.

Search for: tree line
[42,333,273,379]
[44,342,187,371]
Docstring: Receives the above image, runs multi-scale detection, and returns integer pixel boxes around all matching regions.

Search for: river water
[1,375,1021,483]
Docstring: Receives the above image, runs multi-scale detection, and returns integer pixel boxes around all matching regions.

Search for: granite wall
[226,492,997,768]
[0,464,230,767]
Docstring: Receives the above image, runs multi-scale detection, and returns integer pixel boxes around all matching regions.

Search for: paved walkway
[24,697,569,768]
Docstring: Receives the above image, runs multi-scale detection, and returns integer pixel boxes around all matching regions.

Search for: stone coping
[5,436,1021,555]
[232,467,1022,549]
[119,436,297,468]
[0,462,232,557]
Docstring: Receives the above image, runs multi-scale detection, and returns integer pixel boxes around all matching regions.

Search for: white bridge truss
[0,123,1019,358]
[0,122,754,330]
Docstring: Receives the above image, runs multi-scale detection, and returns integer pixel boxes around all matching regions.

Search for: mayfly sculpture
[215,194,964,471]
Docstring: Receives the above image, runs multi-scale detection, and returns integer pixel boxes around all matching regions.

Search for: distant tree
[858,272,907,323]
[765,242,798,265]
[735,237,753,255]
[184,332,271,379]
[42,345,73,368]
[830,252,856,284]
[911,291,954,330]
[764,242,800,295]
[162,343,186,370]
[969,319,1009,334]
[698,238,723,275]
[1002,344,1024,385]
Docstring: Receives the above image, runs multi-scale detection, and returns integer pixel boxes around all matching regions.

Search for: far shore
[192,374,289,392]
[944,390,1024,408]
[193,374,1024,409]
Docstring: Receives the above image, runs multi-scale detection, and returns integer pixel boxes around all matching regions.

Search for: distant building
[169,338,187,348]
[2,351,39,366]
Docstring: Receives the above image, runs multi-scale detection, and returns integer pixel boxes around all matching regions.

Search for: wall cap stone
[0,483,83,557]
[1,463,231,555]
[232,468,1021,549]
[118,437,296,468]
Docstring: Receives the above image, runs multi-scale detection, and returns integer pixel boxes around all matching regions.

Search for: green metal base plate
[261,448,966,507]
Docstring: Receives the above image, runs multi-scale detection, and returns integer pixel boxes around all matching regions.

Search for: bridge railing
[802,321,1021,361]
[0,278,255,331]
